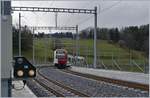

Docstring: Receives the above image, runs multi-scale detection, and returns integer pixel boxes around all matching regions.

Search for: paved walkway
[12,80,36,97]
[71,66,149,85]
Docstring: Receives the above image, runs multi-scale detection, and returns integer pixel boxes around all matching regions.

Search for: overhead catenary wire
[64,1,94,26]
[18,1,55,27]
[49,0,55,7]
[77,0,122,26]
[40,0,55,16]
[21,15,30,26]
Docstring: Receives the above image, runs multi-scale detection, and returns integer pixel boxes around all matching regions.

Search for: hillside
[20,38,148,72]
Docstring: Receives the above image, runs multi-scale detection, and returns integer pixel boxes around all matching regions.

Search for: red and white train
[53,49,68,69]
[53,49,86,69]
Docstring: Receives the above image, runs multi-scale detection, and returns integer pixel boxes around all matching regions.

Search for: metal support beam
[55,12,58,27]
[12,6,96,14]
[32,28,35,65]
[44,35,47,64]
[75,25,79,65]
[19,13,21,56]
[31,26,77,65]
[25,26,77,30]
[12,6,97,68]
[93,6,97,68]
[76,25,79,57]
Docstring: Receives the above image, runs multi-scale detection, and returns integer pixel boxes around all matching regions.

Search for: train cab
[53,49,68,69]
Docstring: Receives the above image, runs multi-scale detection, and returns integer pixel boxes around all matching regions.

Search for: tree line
[13,24,149,57]
[13,26,33,55]
[80,24,149,57]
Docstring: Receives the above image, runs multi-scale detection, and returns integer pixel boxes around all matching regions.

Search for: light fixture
[28,70,35,76]
[17,70,24,77]
[17,58,23,64]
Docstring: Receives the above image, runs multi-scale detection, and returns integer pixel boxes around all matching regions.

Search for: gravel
[27,79,55,97]
[39,67,149,97]
[36,74,79,97]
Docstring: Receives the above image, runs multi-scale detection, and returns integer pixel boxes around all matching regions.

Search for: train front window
[56,51,65,54]
[56,54,65,59]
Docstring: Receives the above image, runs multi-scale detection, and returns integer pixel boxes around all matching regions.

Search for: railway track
[33,67,148,97]
[34,68,89,97]
[27,79,56,97]
[61,69,149,91]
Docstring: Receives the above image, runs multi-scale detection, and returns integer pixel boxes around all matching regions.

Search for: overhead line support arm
[11,6,96,14]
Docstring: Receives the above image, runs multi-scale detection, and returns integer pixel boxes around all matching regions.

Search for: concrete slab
[71,66,149,85]
[12,80,36,97]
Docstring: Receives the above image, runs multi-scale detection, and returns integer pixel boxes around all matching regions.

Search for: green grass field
[19,38,148,73]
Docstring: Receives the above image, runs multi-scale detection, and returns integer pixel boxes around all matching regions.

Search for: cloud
[12,0,149,32]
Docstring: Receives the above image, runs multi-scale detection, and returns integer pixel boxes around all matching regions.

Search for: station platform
[12,80,36,97]
[70,66,149,85]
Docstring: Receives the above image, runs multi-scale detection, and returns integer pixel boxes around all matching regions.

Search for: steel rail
[34,76,65,97]
[37,68,89,97]
[27,79,56,97]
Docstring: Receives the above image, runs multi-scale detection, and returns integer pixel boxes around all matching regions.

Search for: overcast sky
[12,0,150,33]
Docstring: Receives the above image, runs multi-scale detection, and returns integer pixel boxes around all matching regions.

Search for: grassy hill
[20,38,148,72]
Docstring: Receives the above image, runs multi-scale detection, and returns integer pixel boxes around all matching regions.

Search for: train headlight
[28,70,35,76]
[17,70,24,77]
